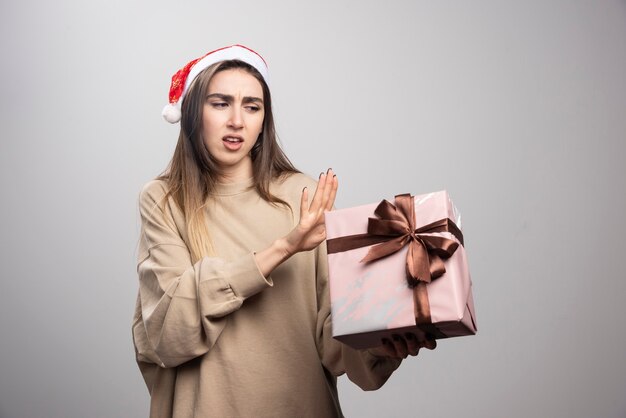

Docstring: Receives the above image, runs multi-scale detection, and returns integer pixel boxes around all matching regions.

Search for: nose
[227,106,243,129]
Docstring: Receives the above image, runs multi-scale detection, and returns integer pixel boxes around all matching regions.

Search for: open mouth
[222,135,244,150]
[223,136,243,143]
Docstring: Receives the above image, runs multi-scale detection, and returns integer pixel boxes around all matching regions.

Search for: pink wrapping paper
[325,191,477,350]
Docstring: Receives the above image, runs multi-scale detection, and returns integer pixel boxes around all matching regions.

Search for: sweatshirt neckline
[212,177,255,196]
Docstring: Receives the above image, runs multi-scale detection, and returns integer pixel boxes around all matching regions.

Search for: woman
[132,44,432,418]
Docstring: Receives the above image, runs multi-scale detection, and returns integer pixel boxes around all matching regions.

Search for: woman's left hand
[367,333,437,359]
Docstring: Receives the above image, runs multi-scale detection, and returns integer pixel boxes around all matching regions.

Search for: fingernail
[319,172,324,178]
[333,174,337,178]
[302,187,307,192]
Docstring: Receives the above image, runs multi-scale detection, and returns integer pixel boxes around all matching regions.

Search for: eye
[245,105,261,113]
[210,101,228,109]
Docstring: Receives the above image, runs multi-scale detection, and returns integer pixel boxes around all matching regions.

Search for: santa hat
[162,44,269,123]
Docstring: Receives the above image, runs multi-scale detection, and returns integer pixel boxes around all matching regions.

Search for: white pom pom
[162,103,181,123]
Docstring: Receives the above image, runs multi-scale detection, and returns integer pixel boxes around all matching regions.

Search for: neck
[217,157,254,183]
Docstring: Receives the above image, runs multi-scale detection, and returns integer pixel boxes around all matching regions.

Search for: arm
[132,181,272,369]
[133,170,339,369]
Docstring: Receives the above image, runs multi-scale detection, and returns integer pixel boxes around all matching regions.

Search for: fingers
[300,187,308,220]
[410,328,437,351]
[309,171,328,214]
[390,334,409,358]
[400,333,437,357]
[325,173,338,211]
[370,338,397,358]
[370,334,436,359]
[405,333,421,356]
[422,339,437,351]
[319,169,335,211]
[310,168,337,214]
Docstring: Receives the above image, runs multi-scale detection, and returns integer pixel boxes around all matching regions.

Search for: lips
[222,135,244,151]
[223,136,243,143]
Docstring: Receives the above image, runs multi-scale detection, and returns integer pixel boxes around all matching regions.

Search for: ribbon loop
[422,235,459,258]
[374,199,410,223]
[359,194,461,286]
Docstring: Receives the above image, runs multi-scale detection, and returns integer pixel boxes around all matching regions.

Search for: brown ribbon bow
[362,194,460,286]
[327,194,463,288]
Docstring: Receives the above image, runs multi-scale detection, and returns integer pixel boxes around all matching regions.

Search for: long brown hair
[157,59,299,262]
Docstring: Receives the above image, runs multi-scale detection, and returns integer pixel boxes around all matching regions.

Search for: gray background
[1,1,625,417]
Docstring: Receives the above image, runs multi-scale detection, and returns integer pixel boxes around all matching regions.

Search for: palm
[286,169,338,253]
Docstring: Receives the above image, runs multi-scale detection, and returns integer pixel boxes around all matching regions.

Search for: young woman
[132,45,433,418]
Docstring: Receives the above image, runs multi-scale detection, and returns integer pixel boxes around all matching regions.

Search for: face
[202,68,265,180]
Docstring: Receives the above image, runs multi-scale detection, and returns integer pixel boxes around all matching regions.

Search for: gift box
[325,191,477,350]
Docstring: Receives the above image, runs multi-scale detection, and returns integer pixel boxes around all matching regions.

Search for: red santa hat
[162,44,269,123]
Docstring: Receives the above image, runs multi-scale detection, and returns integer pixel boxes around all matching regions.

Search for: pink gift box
[325,191,477,350]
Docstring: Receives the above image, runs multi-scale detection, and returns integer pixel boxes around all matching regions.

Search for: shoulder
[137,179,177,220]
[139,179,169,205]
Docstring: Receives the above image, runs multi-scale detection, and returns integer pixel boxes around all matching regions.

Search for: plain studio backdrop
[1,1,625,417]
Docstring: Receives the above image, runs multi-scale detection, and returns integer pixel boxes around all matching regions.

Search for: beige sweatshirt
[132,172,401,418]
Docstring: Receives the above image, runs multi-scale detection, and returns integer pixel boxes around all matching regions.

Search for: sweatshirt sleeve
[314,242,402,391]
[132,181,272,369]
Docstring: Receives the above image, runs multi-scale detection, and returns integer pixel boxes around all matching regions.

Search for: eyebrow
[206,93,264,104]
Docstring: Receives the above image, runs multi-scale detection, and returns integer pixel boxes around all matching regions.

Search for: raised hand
[284,168,338,254]
[253,169,338,277]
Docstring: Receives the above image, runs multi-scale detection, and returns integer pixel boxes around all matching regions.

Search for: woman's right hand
[283,168,338,255]
[254,169,338,277]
